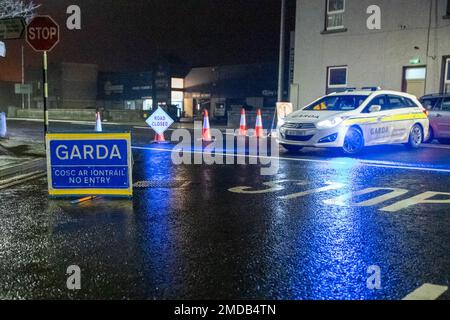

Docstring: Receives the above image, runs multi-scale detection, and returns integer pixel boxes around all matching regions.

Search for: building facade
[184,63,278,120]
[291,0,450,108]
[26,62,98,109]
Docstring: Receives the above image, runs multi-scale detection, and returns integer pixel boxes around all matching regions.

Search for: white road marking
[380,191,450,212]
[402,284,448,300]
[228,180,297,194]
[323,188,409,207]
[279,181,345,200]
[131,146,450,173]
[0,171,46,190]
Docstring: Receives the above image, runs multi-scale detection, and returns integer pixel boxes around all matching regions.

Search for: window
[386,95,416,110]
[327,66,348,91]
[420,97,441,110]
[171,90,184,115]
[363,95,388,113]
[442,97,450,111]
[326,0,345,30]
[447,0,450,16]
[171,78,184,89]
[304,95,366,111]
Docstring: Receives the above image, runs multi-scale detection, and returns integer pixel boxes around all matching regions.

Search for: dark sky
[1,0,295,81]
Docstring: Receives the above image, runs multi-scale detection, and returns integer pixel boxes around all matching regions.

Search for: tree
[0,0,40,22]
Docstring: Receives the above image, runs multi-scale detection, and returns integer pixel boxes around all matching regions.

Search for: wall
[61,63,98,109]
[293,0,450,108]
[0,82,20,111]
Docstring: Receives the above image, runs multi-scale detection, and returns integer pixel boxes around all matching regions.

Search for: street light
[278,0,286,103]
[271,0,287,134]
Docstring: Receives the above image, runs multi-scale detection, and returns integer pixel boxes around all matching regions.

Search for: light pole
[277,0,286,103]
[271,0,287,134]
[22,45,25,109]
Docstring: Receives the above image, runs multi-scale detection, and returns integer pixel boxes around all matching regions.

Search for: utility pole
[277,0,286,103]
[21,45,25,109]
[271,0,287,134]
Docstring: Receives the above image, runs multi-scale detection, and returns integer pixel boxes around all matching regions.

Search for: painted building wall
[292,0,450,108]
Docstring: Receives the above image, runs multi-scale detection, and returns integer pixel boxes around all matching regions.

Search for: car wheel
[342,127,364,154]
[438,138,450,145]
[281,144,303,153]
[407,124,423,148]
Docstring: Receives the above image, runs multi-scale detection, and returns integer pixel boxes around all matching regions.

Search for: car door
[434,97,450,138]
[384,95,422,143]
[359,95,395,145]
[426,97,443,137]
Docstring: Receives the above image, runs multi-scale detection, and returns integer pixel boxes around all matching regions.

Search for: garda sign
[46,133,133,197]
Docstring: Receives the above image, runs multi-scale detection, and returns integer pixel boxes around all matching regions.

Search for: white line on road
[402,284,448,300]
[131,146,450,173]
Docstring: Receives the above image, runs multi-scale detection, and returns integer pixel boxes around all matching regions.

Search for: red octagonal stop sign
[26,16,60,52]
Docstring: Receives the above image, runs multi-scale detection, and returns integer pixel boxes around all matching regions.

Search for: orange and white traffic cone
[95,112,102,132]
[202,109,213,142]
[238,108,247,136]
[254,109,264,138]
[153,133,167,143]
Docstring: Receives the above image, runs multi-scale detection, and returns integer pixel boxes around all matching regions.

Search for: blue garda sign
[46,133,133,197]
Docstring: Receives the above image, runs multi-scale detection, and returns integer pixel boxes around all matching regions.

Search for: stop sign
[26,16,60,52]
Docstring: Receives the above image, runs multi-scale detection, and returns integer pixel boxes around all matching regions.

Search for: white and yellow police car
[278,89,429,154]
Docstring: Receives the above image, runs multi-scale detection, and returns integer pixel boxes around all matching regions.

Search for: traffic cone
[255,109,264,138]
[0,112,7,138]
[153,132,168,144]
[95,112,102,132]
[238,108,247,136]
[202,109,213,142]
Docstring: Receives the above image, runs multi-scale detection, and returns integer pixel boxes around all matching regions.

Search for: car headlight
[316,117,344,129]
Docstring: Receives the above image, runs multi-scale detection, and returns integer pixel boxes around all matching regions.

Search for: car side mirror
[369,105,382,113]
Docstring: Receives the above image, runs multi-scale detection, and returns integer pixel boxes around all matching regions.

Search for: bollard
[0,112,7,138]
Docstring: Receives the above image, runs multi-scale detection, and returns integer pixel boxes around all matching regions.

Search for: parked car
[419,93,450,144]
[278,88,429,154]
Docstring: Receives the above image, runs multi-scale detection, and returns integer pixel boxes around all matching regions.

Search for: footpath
[0,134,46,190]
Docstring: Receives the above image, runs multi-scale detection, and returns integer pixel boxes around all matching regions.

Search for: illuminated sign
[409,57,421,65]
[46,132,133,197]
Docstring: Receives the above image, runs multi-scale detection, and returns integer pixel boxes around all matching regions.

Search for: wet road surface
[0,120,449,299]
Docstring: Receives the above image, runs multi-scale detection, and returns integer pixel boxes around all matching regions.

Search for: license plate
[286,130,310,136]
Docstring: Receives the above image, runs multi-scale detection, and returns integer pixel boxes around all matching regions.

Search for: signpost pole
[43,51,48,137]
[21,45,25,110]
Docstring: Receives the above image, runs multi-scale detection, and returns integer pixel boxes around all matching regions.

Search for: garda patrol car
[278,89,429,154]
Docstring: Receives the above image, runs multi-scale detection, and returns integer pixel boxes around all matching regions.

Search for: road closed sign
[46,133,133,197]
[146,107,174,134]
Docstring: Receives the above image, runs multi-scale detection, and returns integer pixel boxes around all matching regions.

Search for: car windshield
[303,95,368,111]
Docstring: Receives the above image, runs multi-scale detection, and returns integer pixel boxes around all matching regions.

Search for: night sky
[0,0,295,81]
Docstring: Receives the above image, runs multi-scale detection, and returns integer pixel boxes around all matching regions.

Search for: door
[360,95,396,145]
[402,66,426,98]
[441,56,450,94]
[434,97,450,138]
[383,95,420,143]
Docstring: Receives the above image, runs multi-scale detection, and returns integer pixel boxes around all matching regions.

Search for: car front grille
[283,123,316,129]
[284,135,314,142]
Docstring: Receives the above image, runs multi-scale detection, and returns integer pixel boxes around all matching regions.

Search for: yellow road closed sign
[46,132,133,197]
